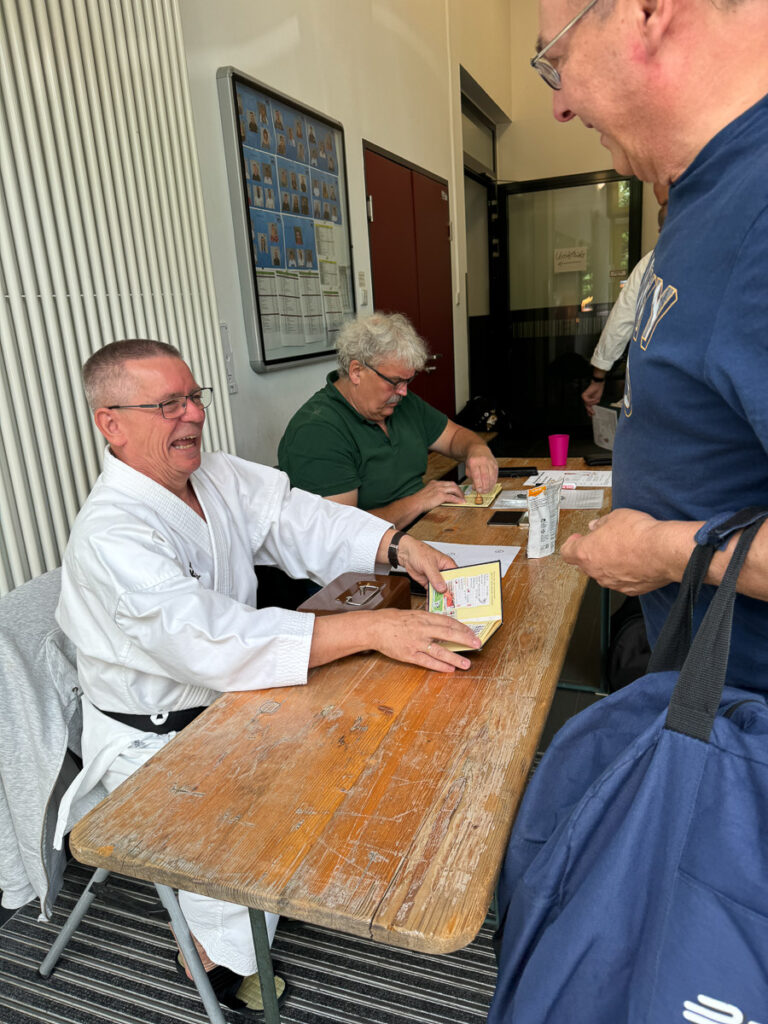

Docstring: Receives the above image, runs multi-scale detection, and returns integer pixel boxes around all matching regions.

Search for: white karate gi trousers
[103,738,278,976]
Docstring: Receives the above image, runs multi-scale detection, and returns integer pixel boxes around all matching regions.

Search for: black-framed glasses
[530,0,600,90]
[108,387,213,419]
[361,362,417,390]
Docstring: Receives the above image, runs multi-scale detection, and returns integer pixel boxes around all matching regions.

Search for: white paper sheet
[524,470,612,488]
[494,488,604,510]
[492,490,529,509]
[559,489,605,509]
[426,542,520,577]
[592,404,618,450]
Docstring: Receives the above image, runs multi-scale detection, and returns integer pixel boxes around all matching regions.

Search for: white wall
[180,0,512,466]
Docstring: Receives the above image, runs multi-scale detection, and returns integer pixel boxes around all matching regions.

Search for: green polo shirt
[278,371,447,510]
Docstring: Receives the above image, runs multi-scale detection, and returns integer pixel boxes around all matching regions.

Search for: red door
[363,146,456,416]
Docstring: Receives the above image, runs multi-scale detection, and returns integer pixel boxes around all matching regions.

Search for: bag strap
[648,505,768,674]
[646,542,716,673]
[665,511,768,741]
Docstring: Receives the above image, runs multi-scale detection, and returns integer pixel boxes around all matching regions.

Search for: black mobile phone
[584,454,612,466]
[498,465,538,477]
[488,510,524,526]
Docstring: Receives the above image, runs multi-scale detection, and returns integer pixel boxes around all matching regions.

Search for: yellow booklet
[441,482,503,508]
[427,560,503,651]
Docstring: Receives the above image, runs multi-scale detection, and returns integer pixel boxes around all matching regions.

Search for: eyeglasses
[108,387,213,419]
[362,362,417,390]
[530,0,600,90]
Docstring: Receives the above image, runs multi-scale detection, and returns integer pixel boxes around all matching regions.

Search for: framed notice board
[217,67,356,372]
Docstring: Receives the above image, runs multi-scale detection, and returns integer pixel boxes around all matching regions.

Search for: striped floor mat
[0,863,496,1023]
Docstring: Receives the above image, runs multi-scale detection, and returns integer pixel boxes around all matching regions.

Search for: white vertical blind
[0,0,235,594]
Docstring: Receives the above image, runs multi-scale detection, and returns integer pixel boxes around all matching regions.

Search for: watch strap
[387,530,405,569]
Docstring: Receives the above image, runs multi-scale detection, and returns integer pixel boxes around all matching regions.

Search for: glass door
[492,172,642,442]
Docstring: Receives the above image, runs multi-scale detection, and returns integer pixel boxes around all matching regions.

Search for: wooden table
[69,457,609,1020]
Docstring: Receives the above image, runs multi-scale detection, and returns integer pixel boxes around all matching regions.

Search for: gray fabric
[0,569,105,917]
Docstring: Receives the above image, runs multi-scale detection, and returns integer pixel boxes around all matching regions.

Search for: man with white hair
[278,312,499,529]
[533,0,768,687]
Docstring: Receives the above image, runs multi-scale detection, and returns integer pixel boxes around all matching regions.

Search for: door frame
[497,169,643,314]
[463,165,503,397]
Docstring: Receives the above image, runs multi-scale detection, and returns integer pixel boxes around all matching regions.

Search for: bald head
[83,339,182,410]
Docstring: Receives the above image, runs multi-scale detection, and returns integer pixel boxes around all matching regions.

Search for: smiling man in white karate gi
[55,339,480,1019]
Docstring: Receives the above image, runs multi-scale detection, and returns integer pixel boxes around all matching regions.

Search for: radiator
[0,0,235,594]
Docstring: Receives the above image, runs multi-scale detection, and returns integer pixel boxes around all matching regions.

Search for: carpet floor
[0,862,496,1024]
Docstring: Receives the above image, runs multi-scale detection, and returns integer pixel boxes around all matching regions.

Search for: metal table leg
[154,884,227,1024]
[249,908,281,1024]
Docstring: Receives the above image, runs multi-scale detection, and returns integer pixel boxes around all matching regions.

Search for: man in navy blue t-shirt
[532,0,768,689]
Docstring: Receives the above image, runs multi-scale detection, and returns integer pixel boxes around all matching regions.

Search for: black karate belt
[96,705,208,734]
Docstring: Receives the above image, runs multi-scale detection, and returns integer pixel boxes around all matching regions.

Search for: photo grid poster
[236,83,354,357]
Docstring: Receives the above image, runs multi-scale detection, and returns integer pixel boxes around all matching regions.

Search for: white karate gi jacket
[54,447,390,845]
[54,447,392,972]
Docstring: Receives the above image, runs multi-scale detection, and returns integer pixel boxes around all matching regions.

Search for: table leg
[249,908,281,1024]
[154,884,227,1024]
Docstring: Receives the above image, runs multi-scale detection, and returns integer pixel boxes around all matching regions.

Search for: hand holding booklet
[442,483,503,507]
[427,561,503,651]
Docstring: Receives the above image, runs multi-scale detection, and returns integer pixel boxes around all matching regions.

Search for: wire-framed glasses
[108,387,213,419]
[530,0,600,90]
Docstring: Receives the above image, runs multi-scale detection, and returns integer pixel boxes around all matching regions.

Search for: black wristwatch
[591,374,606,383]
[387,530,405,569]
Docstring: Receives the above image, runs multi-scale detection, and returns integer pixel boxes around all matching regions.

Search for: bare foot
[169,924,216,979]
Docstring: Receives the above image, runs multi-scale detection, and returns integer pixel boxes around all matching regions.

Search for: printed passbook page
[441,483,503,508]
[427,560,503,652]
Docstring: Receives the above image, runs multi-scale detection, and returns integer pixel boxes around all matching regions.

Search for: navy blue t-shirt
[612,92,768,690]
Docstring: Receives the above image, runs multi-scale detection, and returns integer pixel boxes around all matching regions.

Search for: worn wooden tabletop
[70,457,610,954]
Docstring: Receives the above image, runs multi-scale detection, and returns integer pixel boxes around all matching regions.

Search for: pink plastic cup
[548,433,569,468]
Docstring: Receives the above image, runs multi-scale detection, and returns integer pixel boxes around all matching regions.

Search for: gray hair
[336,312,429,377]
[83,339,181,410]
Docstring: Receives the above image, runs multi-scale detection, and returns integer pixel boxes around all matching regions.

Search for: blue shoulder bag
[489,508,768,1024]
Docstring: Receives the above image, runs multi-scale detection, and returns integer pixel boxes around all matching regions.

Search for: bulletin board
[217,67,356,372]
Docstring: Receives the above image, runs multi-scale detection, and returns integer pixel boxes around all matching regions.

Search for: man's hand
[465,444,498,494]
[560,508,684,595]
[396,533,456,592]
[416,478,467,512]
[365,608,480,671]
[309,606,481,672]
[581,379,605,416]
[367,480,467,530]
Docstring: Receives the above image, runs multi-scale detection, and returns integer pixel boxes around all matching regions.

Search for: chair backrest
[0,568,82,915]
[0,567,81,738]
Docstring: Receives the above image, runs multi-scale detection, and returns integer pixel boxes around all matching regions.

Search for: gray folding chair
[0,570,231,1024]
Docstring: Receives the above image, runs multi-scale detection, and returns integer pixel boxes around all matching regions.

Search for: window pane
[507,181,630,311]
